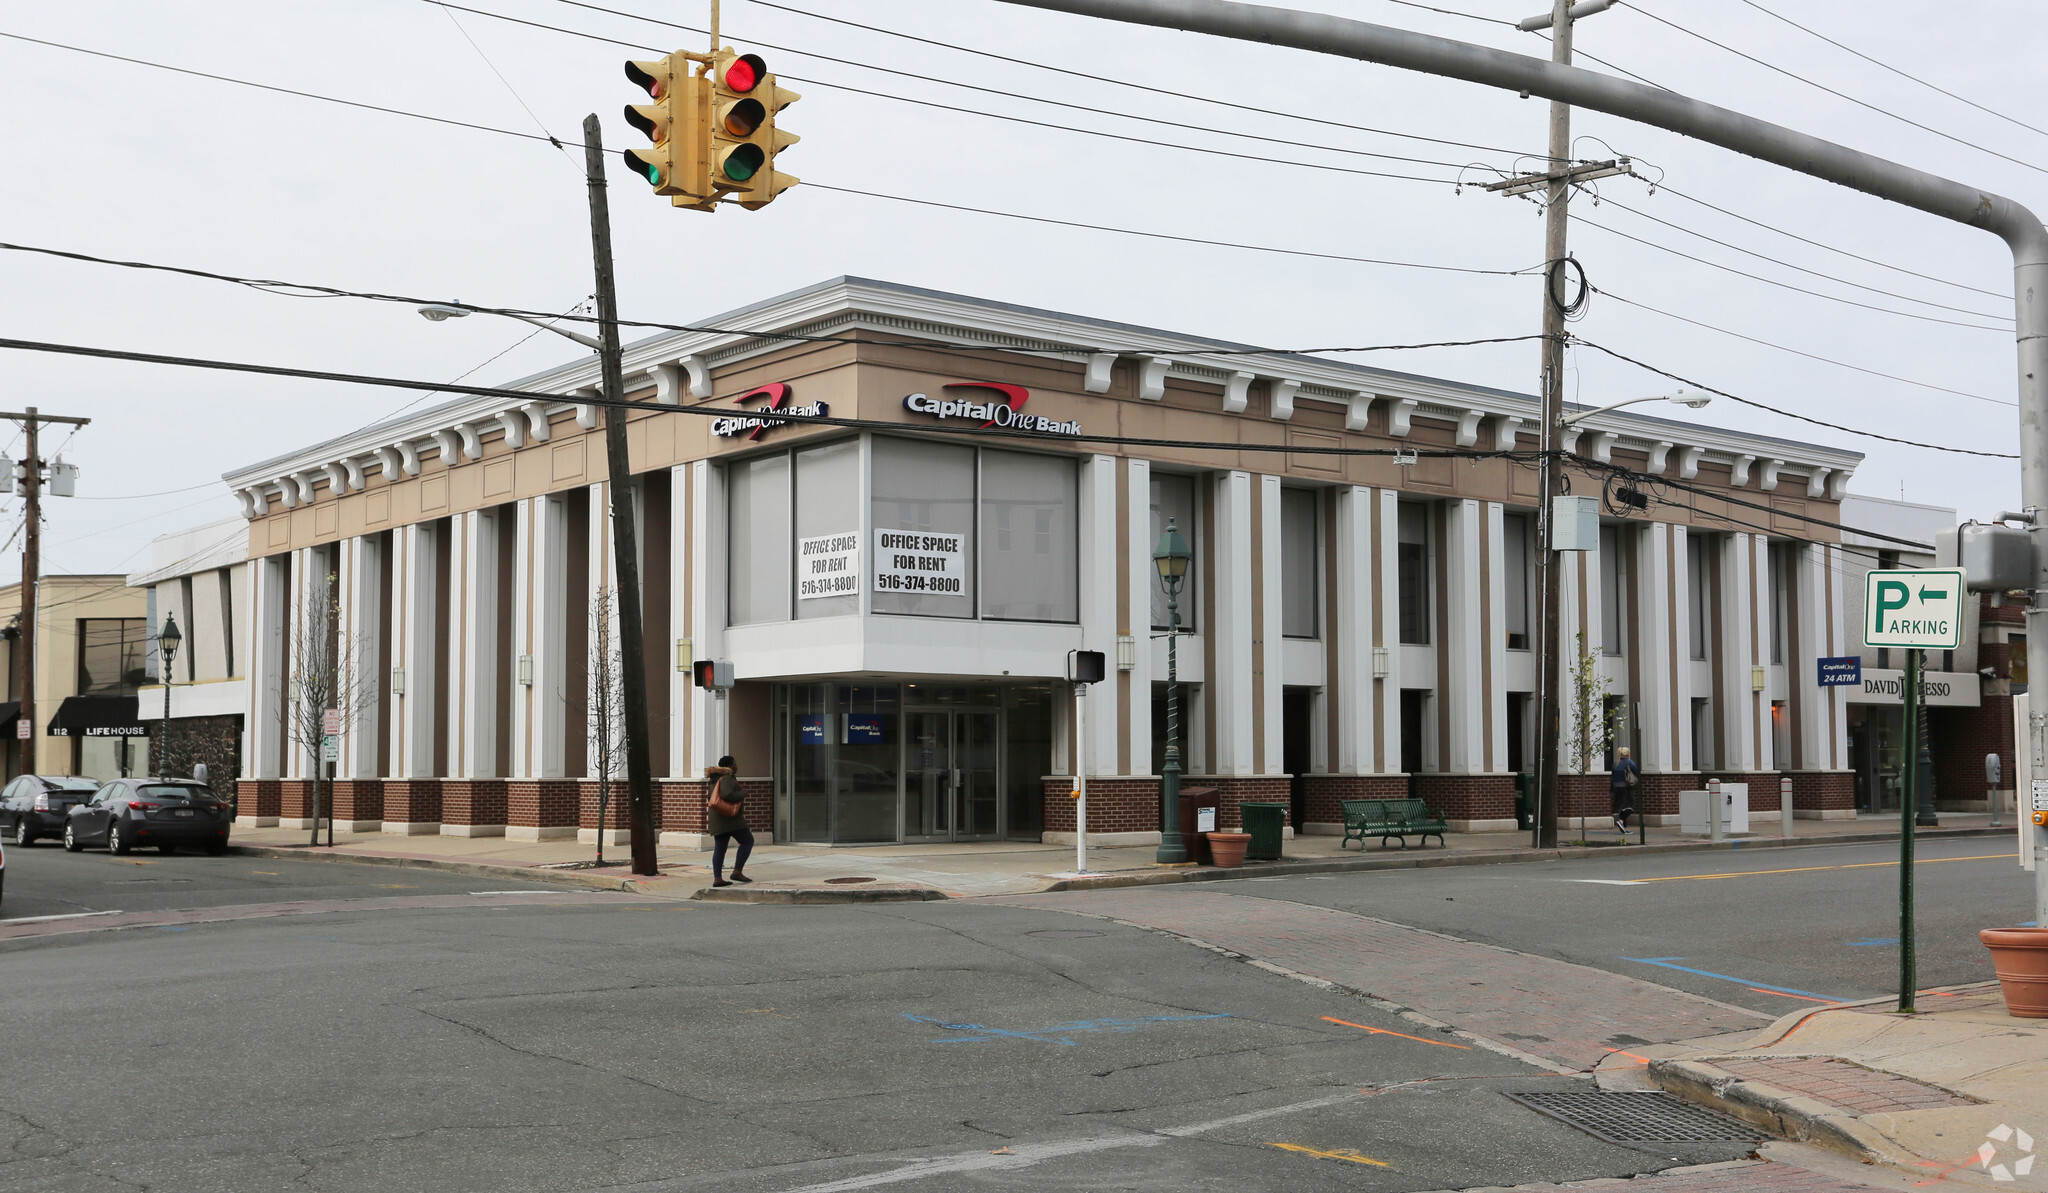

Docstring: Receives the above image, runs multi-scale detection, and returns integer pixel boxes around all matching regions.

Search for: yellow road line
[1629,853,2011,883]
[1266,1142,1392,1167]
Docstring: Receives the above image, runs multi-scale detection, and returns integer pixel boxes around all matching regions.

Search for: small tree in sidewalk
[1565,631,1628,839]
[282,574,374,847]
[588,585,628,865]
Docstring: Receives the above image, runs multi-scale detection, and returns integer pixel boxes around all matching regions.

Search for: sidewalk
[227,812,2017,899]
[1638,984,2048,1188]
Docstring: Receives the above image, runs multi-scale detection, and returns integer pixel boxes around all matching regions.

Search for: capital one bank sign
[902,382,1081,436]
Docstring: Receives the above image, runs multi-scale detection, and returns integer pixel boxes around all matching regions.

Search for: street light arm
[488,309,603,352]
[1560,393,1697,427]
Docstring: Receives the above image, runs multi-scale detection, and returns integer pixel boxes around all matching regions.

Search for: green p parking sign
[1863,567,1965,650]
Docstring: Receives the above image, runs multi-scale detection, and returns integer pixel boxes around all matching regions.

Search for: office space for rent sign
[874,530,964,595]
[798,533,860,600]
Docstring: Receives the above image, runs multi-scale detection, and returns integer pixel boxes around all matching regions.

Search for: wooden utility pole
[1485,0,1623,848]
[3,407,90,774]
[582,114,660,877]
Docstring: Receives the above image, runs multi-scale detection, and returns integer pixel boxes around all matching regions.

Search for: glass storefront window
[728,453,791,625]
[795,440,861,620]
[979,450,1078,622]
[1279,487,1317,639]
[1150,473,1198,631]
[872,438,976,618]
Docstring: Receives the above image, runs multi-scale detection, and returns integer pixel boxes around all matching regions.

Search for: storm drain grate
[1506,1092,1762,1145]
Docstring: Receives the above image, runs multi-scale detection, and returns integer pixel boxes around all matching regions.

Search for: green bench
[1340,798,1447,850]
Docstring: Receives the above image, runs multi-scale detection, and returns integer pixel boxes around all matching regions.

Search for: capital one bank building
[227,278,1865,846]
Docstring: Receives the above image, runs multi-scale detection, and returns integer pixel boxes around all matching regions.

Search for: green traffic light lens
[622,149,661,186]
[722,144,765,181]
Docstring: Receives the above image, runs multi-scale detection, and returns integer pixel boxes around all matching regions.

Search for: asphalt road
[0,846,1760,1193]
[1204,834,2036,1014]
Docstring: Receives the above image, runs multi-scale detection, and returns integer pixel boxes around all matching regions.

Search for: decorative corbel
[1138,357,1171,401]
[1269,379,1299,421]
[455,423,483,460]
[1730,454,1756,486]
[1345,393,1373,432]
[680,355,712,400]
[645,361,684,405]
[1222,371,1254,414]
[1587,431,1615,464]
[292,472,318,506]
[274,481,298,511]
[1827,469,1852,501]
[576,404,599,430]
[1758,458,1784,491]
[1084,352,1115,395]
[323,462,349,495]
[237,488,266,519]
[1806,467,1830,498]
[497,410,527,450]
[1388,398,1418,438]
[1455,409,1482,448]
[394,441,421,477]
[1496,416,1523,452]
[1560,428,1582,456]
[343,458,366,492]
[1677,445,1704,480]
[523,402,552,443]
[1647,441,1673,475]
[374,446,401,481]
[431,429,460,465]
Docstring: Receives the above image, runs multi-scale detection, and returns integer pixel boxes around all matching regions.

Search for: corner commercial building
[217,278,1865,845]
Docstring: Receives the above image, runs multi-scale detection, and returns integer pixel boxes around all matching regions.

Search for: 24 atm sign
[1863,567,1964,650]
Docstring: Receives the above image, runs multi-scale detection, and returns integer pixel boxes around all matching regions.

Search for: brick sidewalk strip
[1419,1159,1885,1193]
[1705,1057,1975,1115]
[1001,888,1767,1072]
[0,891,639,943]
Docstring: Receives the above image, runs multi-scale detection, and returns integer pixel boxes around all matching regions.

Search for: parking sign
[1863,568,1965,650]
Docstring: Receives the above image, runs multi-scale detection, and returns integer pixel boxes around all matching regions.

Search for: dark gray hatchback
[1,775,100,846]
[64,779,231,855]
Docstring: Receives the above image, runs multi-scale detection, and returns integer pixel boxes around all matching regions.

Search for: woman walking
[1610,746,1640,834]
[705,755,753,888]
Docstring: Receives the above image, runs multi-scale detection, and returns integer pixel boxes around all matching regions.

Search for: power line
[1732,0,2048,143]
[1589,195,2012,322]
[1623,3,2048,178]
[1593,287,2011,408]
[428,1,579,172]
[1570,336,2017,458]
[0,239,1538,349]
[577,0,1539,158]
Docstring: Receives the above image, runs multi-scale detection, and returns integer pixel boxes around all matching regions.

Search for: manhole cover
[823,876,877,885]
[1026,929,1104,939]
[1506,1092,1761,1145]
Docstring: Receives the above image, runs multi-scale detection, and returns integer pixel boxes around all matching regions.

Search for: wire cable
[1570,336,2016,458]
[1623,3,2048,178]
[428,1,578,171]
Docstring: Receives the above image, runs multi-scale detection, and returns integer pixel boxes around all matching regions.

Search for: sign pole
[1900,647,1921,1014]
[1074,682,1088,875]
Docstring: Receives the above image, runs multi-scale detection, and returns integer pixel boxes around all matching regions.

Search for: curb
[228,843,685,894]
[692,885,946,904]
[1037,826,2013,893]
[1648,1057,1906,1165]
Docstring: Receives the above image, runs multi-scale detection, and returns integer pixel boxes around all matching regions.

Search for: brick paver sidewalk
[1003,888,1768,1072]
[1424,1159,1886,1193]
[1707,1056,1975,1115]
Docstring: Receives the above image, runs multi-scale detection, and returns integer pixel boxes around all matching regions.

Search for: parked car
[1,775,100,847]
[64,779,231,856]
[1,832,7,906]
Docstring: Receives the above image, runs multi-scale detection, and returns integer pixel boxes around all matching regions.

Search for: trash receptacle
[1240,802,1287,861]
[1176,788,1218,865]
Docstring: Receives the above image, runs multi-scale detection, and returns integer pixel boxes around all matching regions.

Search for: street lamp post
[1153,519,1192,865]
[157,613,181,779]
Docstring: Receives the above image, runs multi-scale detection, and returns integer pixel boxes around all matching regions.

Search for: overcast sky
[0,0,2038,583]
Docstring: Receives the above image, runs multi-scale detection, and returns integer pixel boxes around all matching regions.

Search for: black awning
[47,695,146,737]
[0,702,18,728]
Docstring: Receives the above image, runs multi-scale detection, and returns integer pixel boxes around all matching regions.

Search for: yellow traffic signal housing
[706,49,799,208]
[622,54,705,198]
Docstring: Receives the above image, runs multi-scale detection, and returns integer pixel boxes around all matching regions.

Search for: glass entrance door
[904,710,1002,840]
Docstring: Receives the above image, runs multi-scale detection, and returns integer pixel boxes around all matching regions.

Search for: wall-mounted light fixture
[517,655,533,686]
[675,637,693,672]
[390,666,406,695]
[1116,635,1136,671]
[1372,647,1390,679]
[1751,665,1767,692]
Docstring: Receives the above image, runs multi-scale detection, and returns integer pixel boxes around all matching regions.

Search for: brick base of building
[1042,777,1161,844]
[380,780,442,833]
[1296,774,1411,834]
[1412,774,1519,830]
[235,778,282,825]
[444,779,507,836]
[1788,770,1855,816]
[329,779,384,831]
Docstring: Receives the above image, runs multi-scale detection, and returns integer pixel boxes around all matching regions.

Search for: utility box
[1550,495,1600,552]
[1679,783,1749,835]
[1950,522,2032,593]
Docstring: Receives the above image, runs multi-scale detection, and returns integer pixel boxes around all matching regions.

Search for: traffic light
[622,54,701,198]
[707,49,800,209]
[692,659,734,690]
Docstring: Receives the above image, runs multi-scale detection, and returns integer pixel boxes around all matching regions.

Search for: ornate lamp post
[156,613,181,779]
[1153,519,1192,865]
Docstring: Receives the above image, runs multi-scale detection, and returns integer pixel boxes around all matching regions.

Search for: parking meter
[1989,753,2004,827]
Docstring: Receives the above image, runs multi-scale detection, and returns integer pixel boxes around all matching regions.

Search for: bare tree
[587,585,628,865]
[283,574,374,847]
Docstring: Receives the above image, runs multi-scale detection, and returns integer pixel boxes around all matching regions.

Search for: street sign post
[1862,568,1966,650]
[321,735,339,764]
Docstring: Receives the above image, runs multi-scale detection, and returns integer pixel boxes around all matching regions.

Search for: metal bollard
[1708,777,1724,842]
[1781,776,1795,838]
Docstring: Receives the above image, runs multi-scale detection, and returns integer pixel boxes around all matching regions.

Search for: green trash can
[1239,802,1287,861]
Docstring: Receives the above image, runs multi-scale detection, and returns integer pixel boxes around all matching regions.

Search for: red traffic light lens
[722,53,765,93]
[624,60,665,99]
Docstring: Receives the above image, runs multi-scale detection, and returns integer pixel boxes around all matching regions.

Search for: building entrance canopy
[47,695,148,737]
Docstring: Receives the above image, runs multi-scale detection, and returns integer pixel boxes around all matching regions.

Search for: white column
[344,535,383,780]
[1443,498,1486,772]
[1125,459,1154,776]
[1635,522,1677,772]
[1375,488,1402,772]
[460,510,498,778]
[1333,486,1375,777]
[528,494,570,779]
[1484,502,1509,774]
[1256,473,1284,774]
[286,546,321,786]
[1210,470,1255,774]
[1794,539,1834,773]
[399,524,439,780]
[668,463,692,779]
[1720,532,1762,772]
[511,499,535,780]
[243,555,289,824]
[1670,525,1696,773]
[1079,455,1120,779]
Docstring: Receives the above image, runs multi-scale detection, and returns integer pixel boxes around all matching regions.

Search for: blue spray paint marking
[903,1012,1230,1045]
[1622,957,1838,1001]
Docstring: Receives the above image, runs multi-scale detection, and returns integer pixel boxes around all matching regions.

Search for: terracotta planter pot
[1979,927,2048,1018]
[1207,831,1251,868]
